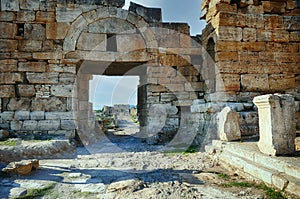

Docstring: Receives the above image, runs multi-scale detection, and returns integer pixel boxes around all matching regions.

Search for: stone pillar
[253,94,296,156]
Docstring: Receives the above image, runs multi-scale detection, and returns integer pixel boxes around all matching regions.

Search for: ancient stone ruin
[0,0,299,151]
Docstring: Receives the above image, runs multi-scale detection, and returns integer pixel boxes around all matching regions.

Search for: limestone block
[18,62,46,72]
[0,39,17,52]
[245,5,264,14]
[77,32,106,51]
[270,30,290,42]
[88,18,136,34]
[61,120,76,130]
[0,59,18,72]
[216,74,240,92]
[38,120,60,131]
[242,27,256,41]
[56,7,82,23]
[264,15,284,30]
[241,74,269,92]
[31,98,67,112]
[271,174,289,191]
[32,52,62,60]
[26,72,58,84]
[0,73,23,84]
[243,162,273,184]
[215,52,238,61]
[2,159,39,176]
[0,85,15,97]
[0,22,17,39]
[0,0,19,11]
[59,73,76,84]
[158,54,191,67]
[50,85,73,97]
[40,1,56,11]
[242,42,266,52]
[22,120,38,131]
[36,11,55,23]
[206,3,237,22]
[46,22,71,40]
[217,106,241,141]
[237,14,264,29]
[7,98,30,110]
[216,41,242,52]
[116,34,145,52]
[45,112,73,120]
[16,11,35,22]
[10,121,22,130]
[0,112,14,121]
[15,111,30,120]
[30,111,45,120]
[24,24,45,41]
[269,74,295,92]
[262,1,286,14]
[19,0,40,10]
[216,26,242,41]
[253,94,296,156]
[18,85,36,97]
[18,40,43,52]
[0,12,15,21]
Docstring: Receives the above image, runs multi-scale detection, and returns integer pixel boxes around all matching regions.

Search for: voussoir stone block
[253,94,296,156]
[217,106,241,141]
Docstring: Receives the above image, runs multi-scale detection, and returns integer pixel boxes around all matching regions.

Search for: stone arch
[63,7,158,53]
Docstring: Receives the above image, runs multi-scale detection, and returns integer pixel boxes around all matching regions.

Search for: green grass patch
[218,173,230,180]
[15,183,57,199]
[0,140,17,146]
[183,145,199,154]
[221,182,286,199]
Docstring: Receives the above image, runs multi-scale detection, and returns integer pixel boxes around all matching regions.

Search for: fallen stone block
[2,159,39,175]
[217,106,241,141]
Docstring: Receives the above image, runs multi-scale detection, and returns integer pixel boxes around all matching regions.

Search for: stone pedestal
[253,94,296,156]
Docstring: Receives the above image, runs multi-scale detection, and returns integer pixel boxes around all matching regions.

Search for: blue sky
[124,0,205,36]
[90,0,204,109]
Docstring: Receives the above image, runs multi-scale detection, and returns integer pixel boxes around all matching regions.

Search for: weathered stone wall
[0,0,204,145]
[199,0,300,142]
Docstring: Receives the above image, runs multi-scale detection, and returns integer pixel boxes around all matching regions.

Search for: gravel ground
[0,120,283,199]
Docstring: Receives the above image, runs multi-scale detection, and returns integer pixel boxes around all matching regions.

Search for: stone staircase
[206,141,300,197]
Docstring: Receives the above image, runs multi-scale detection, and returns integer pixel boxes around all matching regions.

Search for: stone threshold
[206,141,300,197]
